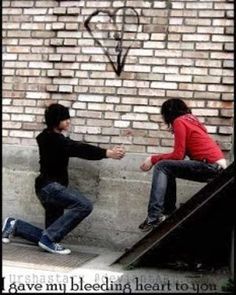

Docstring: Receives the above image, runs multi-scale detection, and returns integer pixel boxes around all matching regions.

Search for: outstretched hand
[106,146,125,160]
[140,156,153,171]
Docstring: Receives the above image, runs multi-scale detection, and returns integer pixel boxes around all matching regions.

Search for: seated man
[139,98,226,232]
[2,103,125,254]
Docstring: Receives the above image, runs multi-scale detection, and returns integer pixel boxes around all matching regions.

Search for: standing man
[2,103,125,254]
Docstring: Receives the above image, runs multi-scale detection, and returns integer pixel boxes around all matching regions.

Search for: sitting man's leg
[139,163,169,232]
[163,176,177,215]
[139,159,221,232]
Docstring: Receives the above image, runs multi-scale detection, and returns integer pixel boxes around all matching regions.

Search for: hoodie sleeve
[62,136,107,160]
[151,118,187,165]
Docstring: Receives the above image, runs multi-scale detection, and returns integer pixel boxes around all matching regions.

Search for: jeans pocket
[37,182,66,205]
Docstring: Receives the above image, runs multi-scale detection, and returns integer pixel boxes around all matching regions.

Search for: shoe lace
[54,243,65,251]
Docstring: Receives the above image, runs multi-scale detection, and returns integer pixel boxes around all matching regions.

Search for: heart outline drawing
[84,6,140,76]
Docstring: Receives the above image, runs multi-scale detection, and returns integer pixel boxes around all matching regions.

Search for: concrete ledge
[3,144,205,250]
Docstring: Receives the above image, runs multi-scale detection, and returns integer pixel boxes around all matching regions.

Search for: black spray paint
[84,6,140,76]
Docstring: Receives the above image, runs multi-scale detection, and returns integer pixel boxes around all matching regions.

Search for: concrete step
[66,177,204,249]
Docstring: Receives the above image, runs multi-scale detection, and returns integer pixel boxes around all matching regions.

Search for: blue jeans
[13,182,93,243]
[147,160,223,223]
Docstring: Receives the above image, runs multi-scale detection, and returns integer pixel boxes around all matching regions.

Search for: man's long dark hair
[161,98,191,126]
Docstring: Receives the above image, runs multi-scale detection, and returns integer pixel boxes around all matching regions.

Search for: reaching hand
[106,146,125,160]
[140,156,153,171]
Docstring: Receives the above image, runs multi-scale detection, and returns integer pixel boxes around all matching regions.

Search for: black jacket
[35,129,107,191]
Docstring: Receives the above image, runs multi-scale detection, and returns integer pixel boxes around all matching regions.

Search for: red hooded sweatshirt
[151,114,225,165]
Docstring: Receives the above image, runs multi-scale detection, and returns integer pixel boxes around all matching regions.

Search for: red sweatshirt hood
[177,114,207,133]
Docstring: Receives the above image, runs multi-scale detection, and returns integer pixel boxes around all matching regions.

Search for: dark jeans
[13,182,93,244]
[147,160,223,223]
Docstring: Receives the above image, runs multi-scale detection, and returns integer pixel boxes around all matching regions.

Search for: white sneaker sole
[38,241,71,255]
[139,225,154,232]
[2,237,10,244]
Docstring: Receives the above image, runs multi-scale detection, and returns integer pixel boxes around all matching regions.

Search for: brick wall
[2,0,234,157]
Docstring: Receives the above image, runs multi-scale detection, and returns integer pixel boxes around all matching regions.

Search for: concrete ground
[2,241,230,294]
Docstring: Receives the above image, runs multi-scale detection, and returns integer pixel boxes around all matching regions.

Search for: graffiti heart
[84,6,140,76]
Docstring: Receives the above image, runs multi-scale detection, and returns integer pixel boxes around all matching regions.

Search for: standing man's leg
[45,204,64,228]
[2,216,71,255]
[2,218,43,244]
[36,188,64,228]
[37,182,93,253]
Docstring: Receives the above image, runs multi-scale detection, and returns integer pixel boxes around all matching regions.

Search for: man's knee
[154,160,169,173]
[74,199,93,216]
[84,201,93,215]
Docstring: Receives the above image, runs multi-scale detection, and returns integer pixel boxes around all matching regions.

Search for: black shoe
[138,215,168,232]
[138,219,154,232]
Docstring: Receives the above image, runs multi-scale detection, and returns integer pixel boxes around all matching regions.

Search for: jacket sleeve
[151,119,187,165]
[62,136,107,160]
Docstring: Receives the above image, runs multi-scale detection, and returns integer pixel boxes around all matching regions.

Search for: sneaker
[138,219,154,232]
[159,214,168,222]
[38,235,71,255]
[138,214,168,232]
[2,217,16,243]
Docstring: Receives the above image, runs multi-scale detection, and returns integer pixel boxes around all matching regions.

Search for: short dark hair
[161,99,191,126]
[45,103,70,129]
